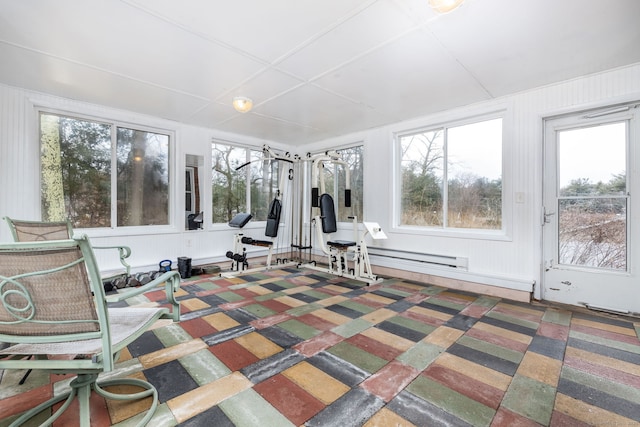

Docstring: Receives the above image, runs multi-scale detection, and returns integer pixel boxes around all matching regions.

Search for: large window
[40,112,170,228]
[314,145,364,222]
[211,142,279,224]
[398,117,502,230]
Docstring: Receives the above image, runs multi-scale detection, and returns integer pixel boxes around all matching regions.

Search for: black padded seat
[229,213,252,228]
[327,240,356,249]
[241,236,273,247]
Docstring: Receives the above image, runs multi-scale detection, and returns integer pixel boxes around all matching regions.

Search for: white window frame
[37,107,175,235]
[210,140,278,227]
[308,143,364,226]
[393,111,511,241]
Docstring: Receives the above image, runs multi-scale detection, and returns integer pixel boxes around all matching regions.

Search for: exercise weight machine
[304,150,386,285]
[222,146,296,276]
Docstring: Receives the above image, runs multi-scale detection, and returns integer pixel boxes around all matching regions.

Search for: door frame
[540,102,639,314]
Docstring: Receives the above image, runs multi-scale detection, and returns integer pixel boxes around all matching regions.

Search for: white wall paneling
[2,62,640,296]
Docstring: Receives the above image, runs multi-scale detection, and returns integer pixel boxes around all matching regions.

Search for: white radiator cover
[368,247,468,269]
[367,247,534,293]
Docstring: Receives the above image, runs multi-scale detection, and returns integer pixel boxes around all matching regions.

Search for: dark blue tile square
[307,351,369,387]
[376,321,427,342]
[128,330,164,358]
[144,359,198,402]
[178,405,234,427]
[528,335,566,360]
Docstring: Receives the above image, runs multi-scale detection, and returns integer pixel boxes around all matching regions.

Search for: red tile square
[296,313,338,331]
[352,295,387,309]
[180,317,217,338]
[361,361,420,402]
[250,313,292,329]
[346,334,403,361]
[549,411,592,427]
[491,407,546,427]
[208,339,259,371]
[0,384,53,420]
[253,374,325,425]
[465,327,529,353]
[234,288,258,299]
[460,304,492,318]
[143,289,166,303]
[423,364,505,409]
[260,299,293,313]
[537,322,569,341]
[52,390,111,427]
[294,331,344,357]
[402,309,446,328]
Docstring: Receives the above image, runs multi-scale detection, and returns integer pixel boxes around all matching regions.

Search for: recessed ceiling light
[232,97,253,113]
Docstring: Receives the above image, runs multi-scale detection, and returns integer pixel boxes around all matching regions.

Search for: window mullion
[111,124,118,229]
[442,128,448,228]
[245,148,251,215]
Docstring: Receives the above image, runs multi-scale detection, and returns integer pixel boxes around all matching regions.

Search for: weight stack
[177,256,192,279]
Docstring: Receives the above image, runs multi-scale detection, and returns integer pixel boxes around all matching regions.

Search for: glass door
[542,104,639,314]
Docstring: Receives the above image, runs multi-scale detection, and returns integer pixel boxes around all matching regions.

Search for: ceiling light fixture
[232,96,253,113]
[428,0,465,14]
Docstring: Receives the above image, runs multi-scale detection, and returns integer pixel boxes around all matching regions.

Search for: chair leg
[9,373,158,427]
[18,368,32,385]
[94,377,159,426]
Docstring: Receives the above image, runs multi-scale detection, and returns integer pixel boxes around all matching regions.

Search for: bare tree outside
[399,118,502,229]
[40,113,111,228]
[211,143,278,224]
[556,123,627,271]
[40,113,170,228]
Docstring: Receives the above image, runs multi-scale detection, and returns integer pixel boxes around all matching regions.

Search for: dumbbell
[126,276,141,287]
[135,272,152,285]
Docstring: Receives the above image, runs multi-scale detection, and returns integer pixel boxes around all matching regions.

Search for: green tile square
[216,291,245,303]
[396,341,443,371]
[457,336,524,364]
[377,287,412,298]
[419,286,445,296]
[220,388,295,427]
[272,279,297,289]
[287,303,323,317]
[562,366,640,405]
[301,290,332,301]
[327,341,388,373]
[192,281,221,291]
[331,318,372,338]
[339,300,375,315]
[389,315,436,335]
[502,375,555,425]
[472,296,500,309]
[243,303,277,318]
[485,311,539,330]
[407,376,495,427]
[180,349,231,385]
[541,308,571,326]
[155,323,195,347]
[278,319,321,340]
[255,291,286,301]
[426,297,467,311]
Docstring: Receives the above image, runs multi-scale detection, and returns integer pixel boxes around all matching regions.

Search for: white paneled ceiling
[1,0,639,145]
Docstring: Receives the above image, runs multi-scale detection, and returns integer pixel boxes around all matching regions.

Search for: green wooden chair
[3,217,132,282]
[0,236,181,426]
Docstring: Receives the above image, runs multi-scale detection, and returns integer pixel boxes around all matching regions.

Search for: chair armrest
[92,245,132,275]
[105,270,182,322]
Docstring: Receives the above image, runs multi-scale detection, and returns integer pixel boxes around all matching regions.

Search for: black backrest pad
[229,213,252,228]
[265,199,281,237]
[320,193,337,233]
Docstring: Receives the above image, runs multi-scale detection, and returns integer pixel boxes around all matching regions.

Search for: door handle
[543,207,555,224]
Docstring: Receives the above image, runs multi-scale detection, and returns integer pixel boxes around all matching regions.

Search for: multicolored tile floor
[2,267,640,426]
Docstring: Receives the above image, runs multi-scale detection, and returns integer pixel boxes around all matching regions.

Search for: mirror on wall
[185,154,204,230]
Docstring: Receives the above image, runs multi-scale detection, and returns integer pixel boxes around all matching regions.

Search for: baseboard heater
[367,247,468,270]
